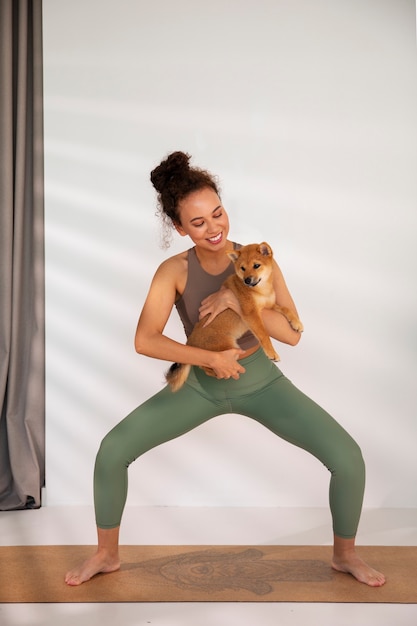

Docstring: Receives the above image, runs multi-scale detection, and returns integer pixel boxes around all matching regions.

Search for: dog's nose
[244,277,252,285]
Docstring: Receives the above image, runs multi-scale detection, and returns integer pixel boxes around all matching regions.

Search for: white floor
[1,506,416,626]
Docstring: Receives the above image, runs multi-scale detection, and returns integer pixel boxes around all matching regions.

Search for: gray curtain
[0,0,45,510]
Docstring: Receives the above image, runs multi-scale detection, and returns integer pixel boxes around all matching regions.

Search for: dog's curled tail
[165,362,191,392]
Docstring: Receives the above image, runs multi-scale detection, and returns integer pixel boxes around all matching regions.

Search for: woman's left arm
[261,259,302,346]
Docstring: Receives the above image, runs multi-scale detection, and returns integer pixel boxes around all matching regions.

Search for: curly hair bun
[150,151,220,246]
[150,151,191,193]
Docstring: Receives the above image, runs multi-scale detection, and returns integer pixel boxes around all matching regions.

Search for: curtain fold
[0,0,45,510]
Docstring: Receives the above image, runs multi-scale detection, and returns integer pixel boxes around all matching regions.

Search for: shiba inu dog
[166,242,303,392]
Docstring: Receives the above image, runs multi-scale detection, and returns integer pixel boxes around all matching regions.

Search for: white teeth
[208,233,222,242]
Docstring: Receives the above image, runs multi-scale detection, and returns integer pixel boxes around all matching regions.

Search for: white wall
[43,0,417,510]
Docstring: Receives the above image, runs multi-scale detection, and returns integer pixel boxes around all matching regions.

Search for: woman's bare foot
[332,535,385,587]
[332,553,386,587]
[65,549,121,586]
[65,527,121,586]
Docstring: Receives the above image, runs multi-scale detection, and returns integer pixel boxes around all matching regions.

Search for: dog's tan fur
[166,242,303,392]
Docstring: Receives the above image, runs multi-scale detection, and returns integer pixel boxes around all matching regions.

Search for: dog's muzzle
[244,277,261,287]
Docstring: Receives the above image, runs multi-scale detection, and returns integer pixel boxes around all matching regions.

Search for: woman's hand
[199,288,242,327]
[209,348,246,380]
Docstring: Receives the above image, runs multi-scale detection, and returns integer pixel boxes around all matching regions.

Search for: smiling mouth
[207,233,222,243]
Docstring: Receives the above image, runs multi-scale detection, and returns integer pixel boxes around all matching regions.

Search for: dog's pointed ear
[227,249,240,262]
[258,242,272,257]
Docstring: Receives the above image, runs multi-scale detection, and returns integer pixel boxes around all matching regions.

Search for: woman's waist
[238,343,260,359]
[188,346,283,398]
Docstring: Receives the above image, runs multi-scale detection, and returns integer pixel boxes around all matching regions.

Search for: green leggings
[94,348,365,538]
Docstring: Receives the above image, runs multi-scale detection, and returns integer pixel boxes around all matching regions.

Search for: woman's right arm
[134,257,245,379]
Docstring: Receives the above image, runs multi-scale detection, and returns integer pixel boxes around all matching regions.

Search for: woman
[65,151,385,587]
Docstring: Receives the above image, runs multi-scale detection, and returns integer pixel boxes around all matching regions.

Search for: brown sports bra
[175,245,259,351]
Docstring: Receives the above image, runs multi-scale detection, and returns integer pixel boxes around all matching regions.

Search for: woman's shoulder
[151,248,189,288]
[158,249,189,272]
[152,249,189,297]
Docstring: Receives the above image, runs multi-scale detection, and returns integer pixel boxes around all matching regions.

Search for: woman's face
[175,187,230,251]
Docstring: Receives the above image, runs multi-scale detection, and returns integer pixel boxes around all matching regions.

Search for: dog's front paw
[266,349,280,362]
[290,319,304,333]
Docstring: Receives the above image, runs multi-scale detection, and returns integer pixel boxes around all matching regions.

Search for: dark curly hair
[150,151,220,247]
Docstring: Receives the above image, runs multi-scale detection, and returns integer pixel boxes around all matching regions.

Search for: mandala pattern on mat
[138,548,332,595]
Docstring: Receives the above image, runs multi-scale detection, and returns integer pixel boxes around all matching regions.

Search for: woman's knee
[330,437,365,480]
[95,428,130,473]
[348,438,364,467]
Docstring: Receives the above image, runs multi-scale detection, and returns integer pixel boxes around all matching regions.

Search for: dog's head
[227,242,274,287]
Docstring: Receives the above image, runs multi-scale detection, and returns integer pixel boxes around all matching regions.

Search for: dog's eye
[240,266,246,272]
[253,263,261,269]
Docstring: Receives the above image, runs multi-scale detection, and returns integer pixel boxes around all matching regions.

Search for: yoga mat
[0,545,415,603]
